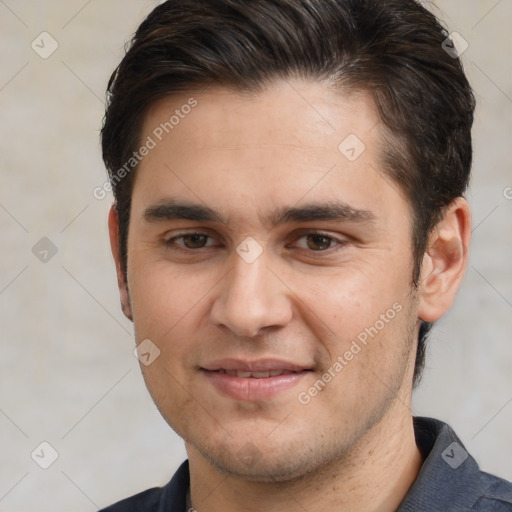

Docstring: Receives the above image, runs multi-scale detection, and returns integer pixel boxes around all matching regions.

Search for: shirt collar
[397,416,486,511]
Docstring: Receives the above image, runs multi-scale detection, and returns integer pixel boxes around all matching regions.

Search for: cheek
[291,264,414,393]
[299,266,406,339]
[128,258,212,341]
[130,264,209,418]
[138,357,200,439]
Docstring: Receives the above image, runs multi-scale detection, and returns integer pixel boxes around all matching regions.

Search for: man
[99,0,512,510]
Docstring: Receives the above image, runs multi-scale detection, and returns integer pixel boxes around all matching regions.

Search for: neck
[187,403,422,512]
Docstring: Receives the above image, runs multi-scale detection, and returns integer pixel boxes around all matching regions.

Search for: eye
[166,233,214,250]
[292,232,345,252]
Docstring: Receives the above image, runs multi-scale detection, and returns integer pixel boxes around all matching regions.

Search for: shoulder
[98,460,190,512]
[98,487,164,512]
[400,417,512,511]
[473,471,512,511]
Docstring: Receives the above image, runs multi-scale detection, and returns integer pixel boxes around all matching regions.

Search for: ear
[417,198,471,322]
[108,205,133,321]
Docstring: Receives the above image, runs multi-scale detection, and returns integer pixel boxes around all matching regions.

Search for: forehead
[141,80,379,154]
[133,79,405,225]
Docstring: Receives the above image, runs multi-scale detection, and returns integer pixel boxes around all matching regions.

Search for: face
[118,80,421,481]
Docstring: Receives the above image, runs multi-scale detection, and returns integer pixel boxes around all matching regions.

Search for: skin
[109,79,471,511]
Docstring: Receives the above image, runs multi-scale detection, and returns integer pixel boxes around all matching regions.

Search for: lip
[200,358,311,401]
[201,358,310,373]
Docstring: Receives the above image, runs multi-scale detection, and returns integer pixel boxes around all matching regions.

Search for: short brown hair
[101,0,475,386]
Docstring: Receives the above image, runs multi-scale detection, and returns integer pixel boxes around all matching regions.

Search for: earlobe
[108,205,133,321]
[417,198,471,323]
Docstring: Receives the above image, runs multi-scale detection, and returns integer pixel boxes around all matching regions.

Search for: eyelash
[164,230,347,254]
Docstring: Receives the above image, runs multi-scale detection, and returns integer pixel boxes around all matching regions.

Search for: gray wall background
[0,1,510,510]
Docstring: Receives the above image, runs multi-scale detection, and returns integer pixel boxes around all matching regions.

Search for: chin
[191,434,342,484]
[212,456,317,483]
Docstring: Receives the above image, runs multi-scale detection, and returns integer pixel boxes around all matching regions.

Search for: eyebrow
[143,199,375,226]
[267,202,375,226]
[144,201,222,223]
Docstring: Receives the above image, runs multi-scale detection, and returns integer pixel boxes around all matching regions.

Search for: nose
[210,250,293,337]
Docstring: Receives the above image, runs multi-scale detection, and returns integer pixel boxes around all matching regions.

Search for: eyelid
[164,226,217,239]
[289,230,347,250]
[163,228,348,252]
[164,230,219,249]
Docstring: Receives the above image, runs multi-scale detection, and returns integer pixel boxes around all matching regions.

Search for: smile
[215,369,299,378]
[200,360,312,401]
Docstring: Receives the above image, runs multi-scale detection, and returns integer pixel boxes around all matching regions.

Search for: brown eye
[181,233,209,249]
[291,231,345,253]
[306,234,333,251]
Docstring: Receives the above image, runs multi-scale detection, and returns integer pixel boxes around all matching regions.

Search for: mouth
[207,369,301,378]
[201,358,311,373]
[200,359,312,400]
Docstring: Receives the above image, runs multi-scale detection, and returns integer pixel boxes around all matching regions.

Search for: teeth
[214,369,298,378]
[251,371,269,378]
[220,369,293,378]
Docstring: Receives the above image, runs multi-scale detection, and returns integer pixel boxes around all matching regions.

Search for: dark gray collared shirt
[398,417,512,511]
[99,417,512,511]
